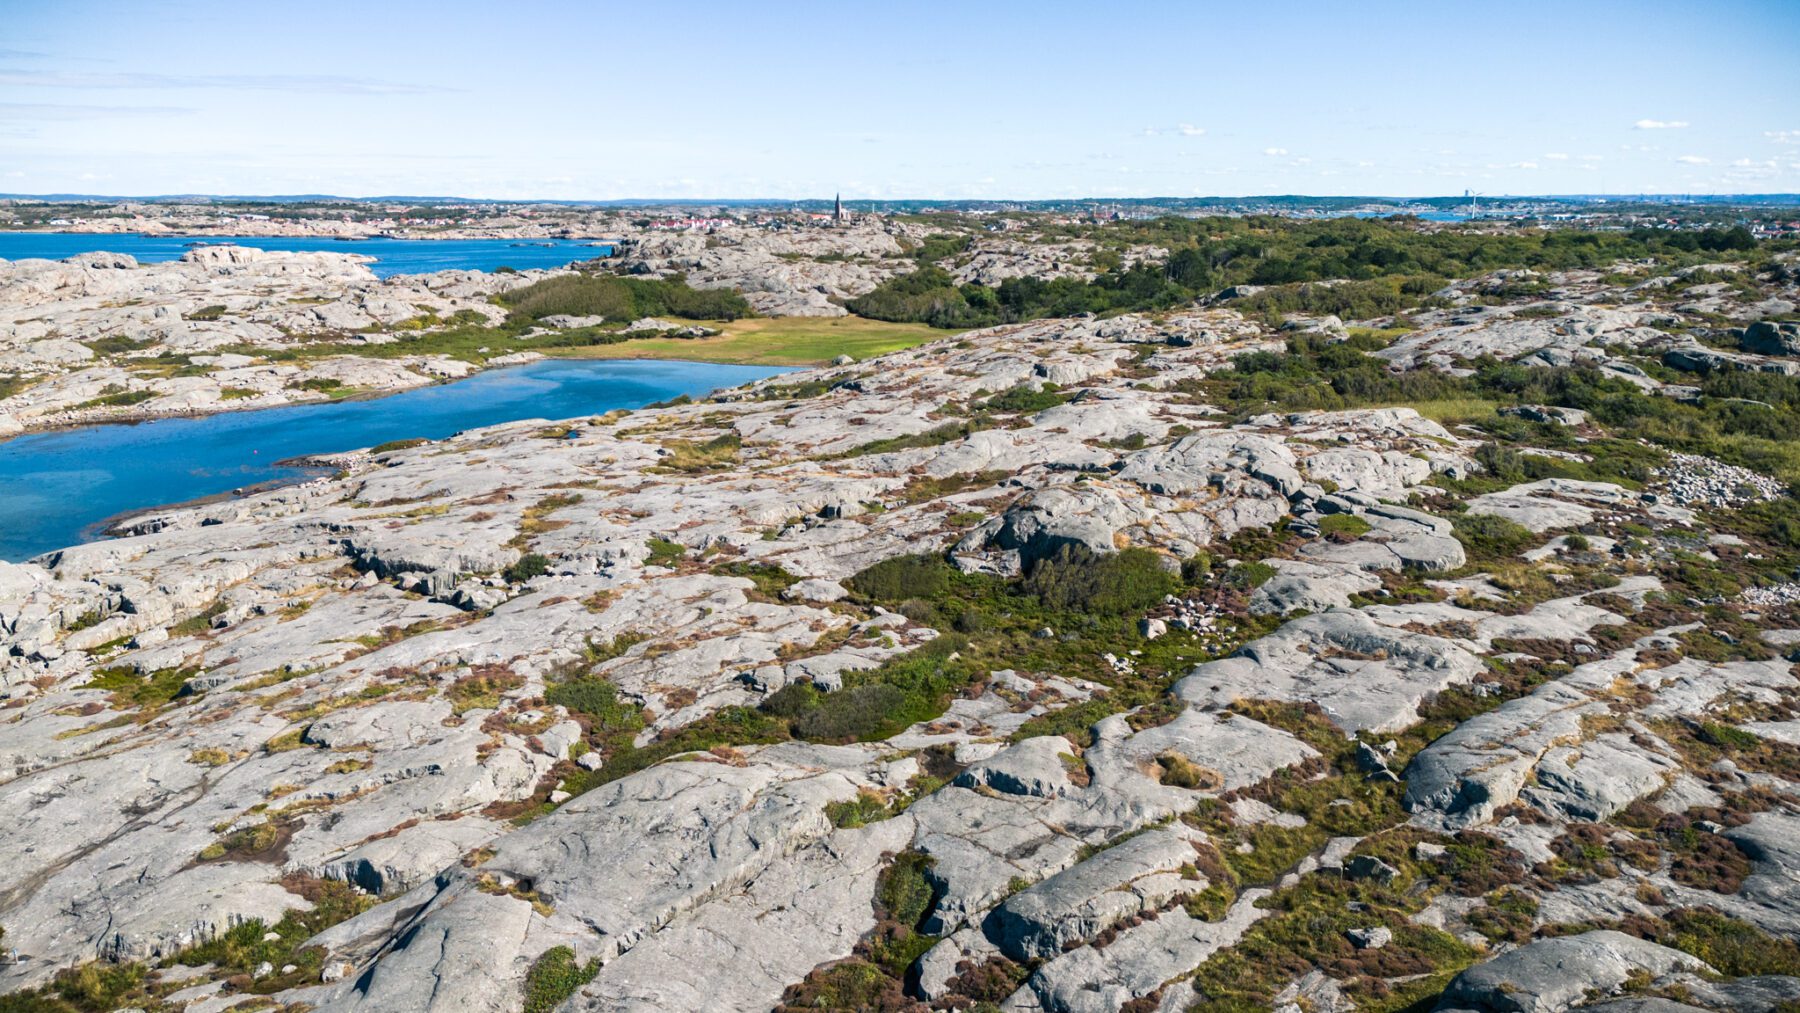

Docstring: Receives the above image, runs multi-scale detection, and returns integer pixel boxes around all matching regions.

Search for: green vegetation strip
[847,215,1772,329]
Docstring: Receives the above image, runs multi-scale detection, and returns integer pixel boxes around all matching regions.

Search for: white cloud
[1766,130,1800,145]
[0,70,448,95]
[1177,124,1205,137]
[1732,158,1775,168]
[1635,119,1689,130]
[1675,155,1710,164]
[1543,152,1569,160]
[1511,161,1539,170]
[1578,154,1604,162]
[1263,147,1287,156]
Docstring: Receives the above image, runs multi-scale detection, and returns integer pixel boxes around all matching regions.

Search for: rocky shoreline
[1,220,1799,1011]
[0,220,944,438]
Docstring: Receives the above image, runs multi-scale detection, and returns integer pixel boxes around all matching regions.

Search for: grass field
[561,316,954,367]
[1390,397,1500,423]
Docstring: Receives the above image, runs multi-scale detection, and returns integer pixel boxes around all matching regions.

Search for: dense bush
[1203,330,1800,492]
[501,273,750,323]
[1021,545,1178,614]
[844,266,995,328]
[846,553,955,602]
[759,680,822,719]
[789,683,909,742]
[912,232,971,264]
[785,634,971,744]
[1233,274,1446,321]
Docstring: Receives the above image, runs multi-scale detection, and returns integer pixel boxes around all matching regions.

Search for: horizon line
[5,191,1800,207]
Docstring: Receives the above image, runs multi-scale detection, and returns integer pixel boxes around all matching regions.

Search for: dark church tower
[833,193,843,224]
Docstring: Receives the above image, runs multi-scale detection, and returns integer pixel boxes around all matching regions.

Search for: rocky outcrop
[1175,609,1486,733]
[0,246,530,428]
[987,825,1209,960]
[614,223,915,316]
[2,252,1798,1012]
[1377,304,1672,371]
[1437,932,1713,1013]
[1740,320,1800,356]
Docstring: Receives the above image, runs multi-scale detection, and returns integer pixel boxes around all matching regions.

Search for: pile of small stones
[1741,582,1800,608]
[1654,452,1786,507]
[1160,593,1229,633]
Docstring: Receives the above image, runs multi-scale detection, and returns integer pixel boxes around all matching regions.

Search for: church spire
[833,192,843,223]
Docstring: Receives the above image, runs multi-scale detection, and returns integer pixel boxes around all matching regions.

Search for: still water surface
[0,232,611,277]
[0,359,786,561]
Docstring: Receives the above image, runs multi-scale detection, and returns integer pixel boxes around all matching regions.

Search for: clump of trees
[501,273,750,323]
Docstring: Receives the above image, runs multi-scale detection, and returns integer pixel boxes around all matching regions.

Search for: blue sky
[3,0,1797,200]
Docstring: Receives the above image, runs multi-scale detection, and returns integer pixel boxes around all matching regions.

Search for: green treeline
[848,216,1770,328]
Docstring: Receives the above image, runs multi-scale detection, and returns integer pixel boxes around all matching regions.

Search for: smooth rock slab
[1437,931,1712,1013]
[1000,888,1272,1013]
[1464,479,1631,533]
[571,818,914,1012]
[954,736,1080,799]
[988,825,1205,961]
[1174,609,1485,734]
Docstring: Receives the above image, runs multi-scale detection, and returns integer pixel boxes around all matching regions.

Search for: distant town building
[646,216,729,232]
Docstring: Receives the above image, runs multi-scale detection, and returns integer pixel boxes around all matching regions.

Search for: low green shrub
[544,677,644,736]
[368,437,428,454]
[983,383,1069,414]
[504,553,550,583]
[1451,512,1537,561]
[1318,514,1372,542]
[645,538,686,568]
[1222,560,1278,590]
[710,561,799,598]
[522,946,600,1013]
